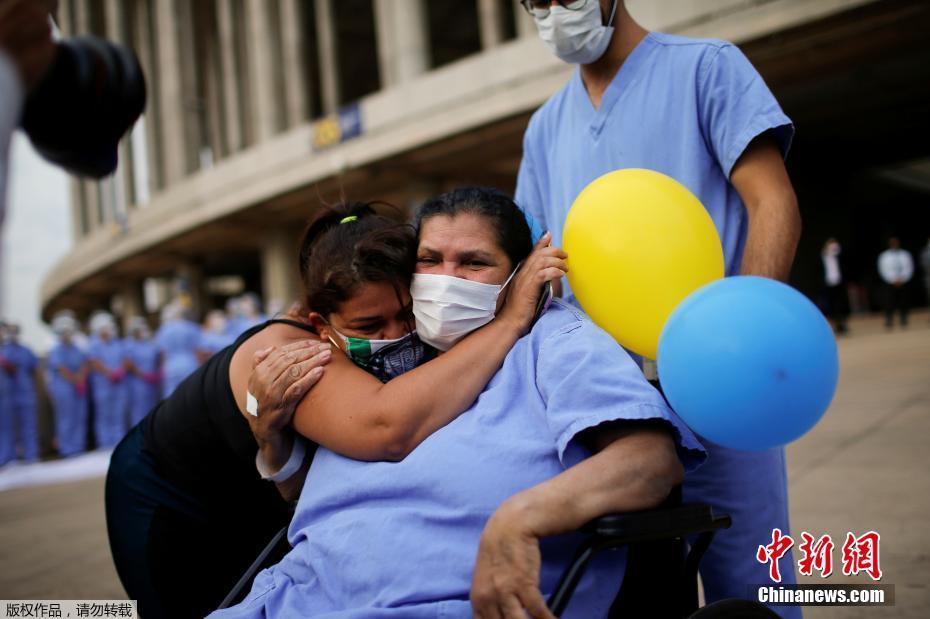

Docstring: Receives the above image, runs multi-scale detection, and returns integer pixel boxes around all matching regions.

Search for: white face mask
[411,269,518,352]
[535,0,618,65]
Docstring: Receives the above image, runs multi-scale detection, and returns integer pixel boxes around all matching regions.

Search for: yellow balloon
[564,169,724,360]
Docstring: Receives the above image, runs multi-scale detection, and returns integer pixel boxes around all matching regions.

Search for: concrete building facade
[42,0,930,323]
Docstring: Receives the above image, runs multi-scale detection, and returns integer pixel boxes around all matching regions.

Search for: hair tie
[340,215,358,224]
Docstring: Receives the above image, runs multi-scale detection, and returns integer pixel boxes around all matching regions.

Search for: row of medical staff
[1,307,262,464]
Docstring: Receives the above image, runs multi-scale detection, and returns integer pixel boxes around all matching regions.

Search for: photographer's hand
[0,0,56,92]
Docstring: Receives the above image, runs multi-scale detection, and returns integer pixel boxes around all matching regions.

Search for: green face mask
[327,328,433,383]
[328,328,402,367]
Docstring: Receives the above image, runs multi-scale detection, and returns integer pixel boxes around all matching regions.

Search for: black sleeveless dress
[105,319,318,619]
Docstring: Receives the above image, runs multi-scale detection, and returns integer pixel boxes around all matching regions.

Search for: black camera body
[20,36,146,179]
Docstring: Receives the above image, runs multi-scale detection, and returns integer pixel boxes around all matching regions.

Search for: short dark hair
[414,187,533,268]
[297,202,416,317]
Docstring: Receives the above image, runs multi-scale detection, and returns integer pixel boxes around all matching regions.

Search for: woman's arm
[243,340,331,501]
[470,425,683,619]
[290,234,567,461]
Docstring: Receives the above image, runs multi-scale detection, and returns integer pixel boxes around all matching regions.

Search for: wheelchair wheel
[687,599,781,618]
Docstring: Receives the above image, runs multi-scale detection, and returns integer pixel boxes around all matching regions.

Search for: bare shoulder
[228,321,321,414]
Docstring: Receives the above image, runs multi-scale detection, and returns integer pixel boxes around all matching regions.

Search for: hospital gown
[211,301,705,619]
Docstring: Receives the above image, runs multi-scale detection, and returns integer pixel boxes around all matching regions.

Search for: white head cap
[89,311,118,336]
[51,311,80,336]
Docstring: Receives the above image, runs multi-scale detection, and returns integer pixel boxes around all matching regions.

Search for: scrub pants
[684,440,801,619]
[10,397,39,461]
[105,422,290,619]
[93,379,128,448]
[129,379,160,427]
[50,380,88,456]
[0,391,13,466]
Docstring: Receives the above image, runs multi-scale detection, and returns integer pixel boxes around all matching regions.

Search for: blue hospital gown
[211,301,706,619]
[515,32,799,616]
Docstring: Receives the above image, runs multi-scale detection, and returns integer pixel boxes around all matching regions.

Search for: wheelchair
[217,487,780,618]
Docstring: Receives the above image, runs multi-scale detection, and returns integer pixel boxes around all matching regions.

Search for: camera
[19,35,146,179]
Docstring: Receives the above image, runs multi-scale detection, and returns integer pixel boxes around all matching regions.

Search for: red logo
[798,532,834,578]
[756,528,794,583]
[841,531,882,581]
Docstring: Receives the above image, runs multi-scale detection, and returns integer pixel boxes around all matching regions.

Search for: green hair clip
[340,215,358,224]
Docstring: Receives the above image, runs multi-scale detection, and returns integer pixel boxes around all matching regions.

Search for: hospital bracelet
[255,437,306,483]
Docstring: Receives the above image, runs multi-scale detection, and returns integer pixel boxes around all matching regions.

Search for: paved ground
[0,311,927,616]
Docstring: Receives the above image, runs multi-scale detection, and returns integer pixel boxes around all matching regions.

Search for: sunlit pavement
[788,309,930,618]
[0,311,928,615]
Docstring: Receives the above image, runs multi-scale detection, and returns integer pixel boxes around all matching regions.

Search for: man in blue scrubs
[515,1,802,615]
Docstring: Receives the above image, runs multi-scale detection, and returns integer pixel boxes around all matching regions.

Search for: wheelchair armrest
[582,503,732,545]
[547,504,731,617]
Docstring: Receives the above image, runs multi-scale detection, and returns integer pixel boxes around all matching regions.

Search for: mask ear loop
[499,261,523,294]
[320,316,347,356]
[606,0,619,27]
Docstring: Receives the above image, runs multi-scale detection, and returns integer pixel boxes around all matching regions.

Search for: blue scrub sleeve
[534,316,706,471]
[698,43,794,177]
[515,127,548,243]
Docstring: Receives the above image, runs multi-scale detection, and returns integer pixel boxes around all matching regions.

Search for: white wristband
[256,437,306,483]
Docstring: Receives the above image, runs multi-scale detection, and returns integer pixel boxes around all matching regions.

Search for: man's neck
[579,5,649,110]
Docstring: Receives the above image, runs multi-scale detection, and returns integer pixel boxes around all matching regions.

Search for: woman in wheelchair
[105,202,561,619]
[209,187,707,619]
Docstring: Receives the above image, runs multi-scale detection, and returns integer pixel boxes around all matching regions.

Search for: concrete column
[202,25,226,164]
[132,0,163,191]
[243,0,279,142]
[68,179,86,240]
[83,180,102,229]
[373,0,429,88]
[118,282,145,329]
[478,0,506,49]
[215,0,244,153]
[279,0,310,126]
[176,0,203,171]
[72,0,90,33]
[104,0,136,207]
[56,0,73,36]
[314,0,340,114]
[175,263,206,320]
[515,2,537,37]
[261,228,297,311]
[153,0,189,184]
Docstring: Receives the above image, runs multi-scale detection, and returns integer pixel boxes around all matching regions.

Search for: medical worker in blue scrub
[88,312,129,448]
[0,322,16,466]
[515,1,803,614]
[197,309,235,361]
[47,312,89,456]
[0,323,39,462]
[154,302,201,397]
[123,317,161,427]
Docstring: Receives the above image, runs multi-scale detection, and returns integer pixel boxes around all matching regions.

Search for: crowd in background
[0,292,272,466]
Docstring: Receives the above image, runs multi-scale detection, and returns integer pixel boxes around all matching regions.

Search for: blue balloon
[657,276,839,451]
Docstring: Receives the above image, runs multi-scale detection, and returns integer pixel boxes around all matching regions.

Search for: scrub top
[87,337,126,382]
[124,338,160,374]
[516,32,800,617]
[154,319,201,393]
[516,32,793,303]
[47,342,87,380]
[2,342,37,402]
[211,301,705,619]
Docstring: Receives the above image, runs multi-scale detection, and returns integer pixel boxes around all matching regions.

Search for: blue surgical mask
[329,329,435,383]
